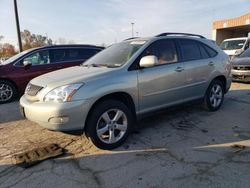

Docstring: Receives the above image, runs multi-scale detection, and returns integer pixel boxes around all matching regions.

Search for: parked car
[20,33,232,149]
[0,44,104,103]
[231,47,250,82]
[220,37,250,58]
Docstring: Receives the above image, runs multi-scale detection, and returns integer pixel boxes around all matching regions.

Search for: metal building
[212,13,250,45]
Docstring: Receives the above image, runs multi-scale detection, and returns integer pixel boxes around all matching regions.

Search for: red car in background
[0,44,104,104]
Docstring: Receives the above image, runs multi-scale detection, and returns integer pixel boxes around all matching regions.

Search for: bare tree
[55,37,67,44]
[21,29,53,50]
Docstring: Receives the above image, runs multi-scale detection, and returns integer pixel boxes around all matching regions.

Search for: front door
[137,39,186,113]
[14,49,53,92]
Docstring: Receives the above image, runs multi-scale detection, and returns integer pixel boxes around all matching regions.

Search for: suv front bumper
[231,69,250,82]
[20,96,92,131]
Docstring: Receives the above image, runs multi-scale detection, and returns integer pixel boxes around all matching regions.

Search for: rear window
[50,48,101,63]
[50,49,66,63]
[199,45,210,59]
[179,40,201,61]
[179,39,217,61]
[203,45,217,57]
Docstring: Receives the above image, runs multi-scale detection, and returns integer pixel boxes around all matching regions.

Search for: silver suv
[20,33,232,149]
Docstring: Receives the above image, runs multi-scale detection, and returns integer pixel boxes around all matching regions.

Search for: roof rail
[156,32,206,39]
[123,37,139,41]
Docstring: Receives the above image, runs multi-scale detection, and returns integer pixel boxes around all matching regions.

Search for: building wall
[212,13,250,44]
[213,13,250,30]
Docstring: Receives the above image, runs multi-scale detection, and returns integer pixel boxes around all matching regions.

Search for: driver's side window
[22,50,50,66]
[130,39,178,70]
[141,39,178,65]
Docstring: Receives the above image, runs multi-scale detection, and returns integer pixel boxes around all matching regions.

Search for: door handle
[175,66,184,72]
[208,61,214,66]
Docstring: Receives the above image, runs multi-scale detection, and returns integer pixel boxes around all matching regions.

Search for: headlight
[44,83,83,102]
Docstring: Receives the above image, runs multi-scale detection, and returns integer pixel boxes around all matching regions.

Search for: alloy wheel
[209,84,223,108]
[0,83,13,102]
[96,109,128,144]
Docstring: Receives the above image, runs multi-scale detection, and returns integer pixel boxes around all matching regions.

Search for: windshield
[220,40,246,50]
[83,40,147,68]
[0,49,32,65]
[239,48,250,57]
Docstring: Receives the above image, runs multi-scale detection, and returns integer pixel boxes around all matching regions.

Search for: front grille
[25,83,43,96]
[233,66,250,71]
[232,75,250,80]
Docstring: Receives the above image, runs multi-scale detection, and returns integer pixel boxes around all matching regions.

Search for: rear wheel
[203,80,224,111]
[86,100,132,150]
[0,80,18,104]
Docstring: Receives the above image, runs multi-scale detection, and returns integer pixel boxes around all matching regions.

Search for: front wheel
[203,80,224,111]
[0,80,18,104]
[85,100,133,150]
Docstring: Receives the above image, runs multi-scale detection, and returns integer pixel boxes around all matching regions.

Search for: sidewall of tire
[204,80,224,111]
[86,100,133,150]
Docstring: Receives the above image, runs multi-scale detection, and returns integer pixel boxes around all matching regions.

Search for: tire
[85,100,133,150]
[203,79,224,111]
[0,80,18,104]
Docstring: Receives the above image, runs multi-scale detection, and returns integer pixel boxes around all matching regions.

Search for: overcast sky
[0,0,249,47]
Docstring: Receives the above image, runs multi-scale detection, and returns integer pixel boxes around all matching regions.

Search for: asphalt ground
[0,82,250,188]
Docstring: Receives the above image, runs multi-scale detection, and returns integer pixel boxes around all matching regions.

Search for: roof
[124,32,207,42]
[155,32,205,38]
[223,37,248,41]
[35,44,105,50]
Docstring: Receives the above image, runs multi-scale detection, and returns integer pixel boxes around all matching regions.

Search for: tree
[2,43,16,58]
[21,30,53,50]
[0,35,17,59]
[0,43,17,59]
[55,37,67,44]
[0,36,3,57]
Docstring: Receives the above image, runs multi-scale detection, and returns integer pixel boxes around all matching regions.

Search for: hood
[31,66,115,87]
[224,50,237,56]
[232,57,250,66]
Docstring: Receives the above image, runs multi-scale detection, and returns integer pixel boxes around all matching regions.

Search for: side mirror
[139,55,158,68]
[23,60,32,67]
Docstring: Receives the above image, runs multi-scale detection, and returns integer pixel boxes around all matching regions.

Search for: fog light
[49,116,69,124]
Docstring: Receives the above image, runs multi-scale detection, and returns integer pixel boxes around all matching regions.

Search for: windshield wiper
[106,64,121,68]
[82,63,121,68]
[81,63,106,67]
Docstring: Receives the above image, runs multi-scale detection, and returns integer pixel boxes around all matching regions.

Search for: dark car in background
[0,44,104,103]
[231,47,250,83]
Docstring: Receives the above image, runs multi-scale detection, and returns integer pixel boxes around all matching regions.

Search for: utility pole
[131,22,134,38]
[14,0,22,52]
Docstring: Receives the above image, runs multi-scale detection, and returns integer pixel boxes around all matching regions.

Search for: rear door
[137,39,187,113]
[178,39,217,100]
[49,48,100,69]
